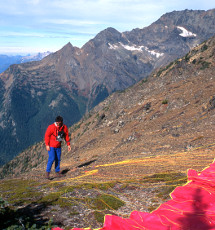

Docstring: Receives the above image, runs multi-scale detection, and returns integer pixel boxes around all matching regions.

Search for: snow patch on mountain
[177,26,197,38]
[108,43,164,58]
[120,43,144,52]
[145,48,164,58]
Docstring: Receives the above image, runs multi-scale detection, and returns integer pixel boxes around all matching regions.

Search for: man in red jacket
[44,116,71,179]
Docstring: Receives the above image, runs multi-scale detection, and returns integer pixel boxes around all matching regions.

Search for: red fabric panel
[53,161,215,230]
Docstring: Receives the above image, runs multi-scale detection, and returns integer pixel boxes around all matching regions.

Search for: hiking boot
[45,172,50,180]
[55,172,65,178]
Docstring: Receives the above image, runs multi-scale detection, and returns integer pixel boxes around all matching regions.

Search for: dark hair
[55,116,63,123]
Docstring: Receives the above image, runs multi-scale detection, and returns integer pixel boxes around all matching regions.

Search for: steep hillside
[1,34,215,229]
[0,9,215,166]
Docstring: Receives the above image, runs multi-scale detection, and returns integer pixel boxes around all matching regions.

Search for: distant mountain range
[0,8,215,166]
[0,51,52,73]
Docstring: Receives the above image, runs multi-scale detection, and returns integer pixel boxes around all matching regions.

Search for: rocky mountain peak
[157,9,215,36]
[85,27,128,49]
[94,27,121,42]
[54,42,77,57]
[61,42,74,50]
[43,41,80,70]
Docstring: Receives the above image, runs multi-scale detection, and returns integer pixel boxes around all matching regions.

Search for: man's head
[55,116,63,126]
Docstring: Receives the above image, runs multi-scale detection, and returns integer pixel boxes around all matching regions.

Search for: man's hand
[68,145,71,152]
[46,145,50,151]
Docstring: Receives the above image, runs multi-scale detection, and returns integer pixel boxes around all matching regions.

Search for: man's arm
[45,125,52,151]
[64,125,71,151]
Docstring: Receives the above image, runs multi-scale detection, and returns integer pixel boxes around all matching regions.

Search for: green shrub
[201,44,208,52]
[162,99,168,104]
[200,61,211,70]
[156,185,176,200]
[92,194,125,210]
[141,79,148,84]
[185,54,190,62]
[94,211,105,223]
[192,59,197,64]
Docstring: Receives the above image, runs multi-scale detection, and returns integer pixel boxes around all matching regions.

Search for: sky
[0,0,214,55]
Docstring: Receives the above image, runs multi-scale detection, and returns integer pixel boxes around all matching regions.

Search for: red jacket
[45,123,70,148]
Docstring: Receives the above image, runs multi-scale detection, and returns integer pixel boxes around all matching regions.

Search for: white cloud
[0,46,47,54]
[42,19,103,26]
[0,31,46,38]
[0,0,214,54]
[27,0,41,5]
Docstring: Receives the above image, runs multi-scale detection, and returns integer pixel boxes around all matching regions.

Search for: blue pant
[46,147,61,173]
